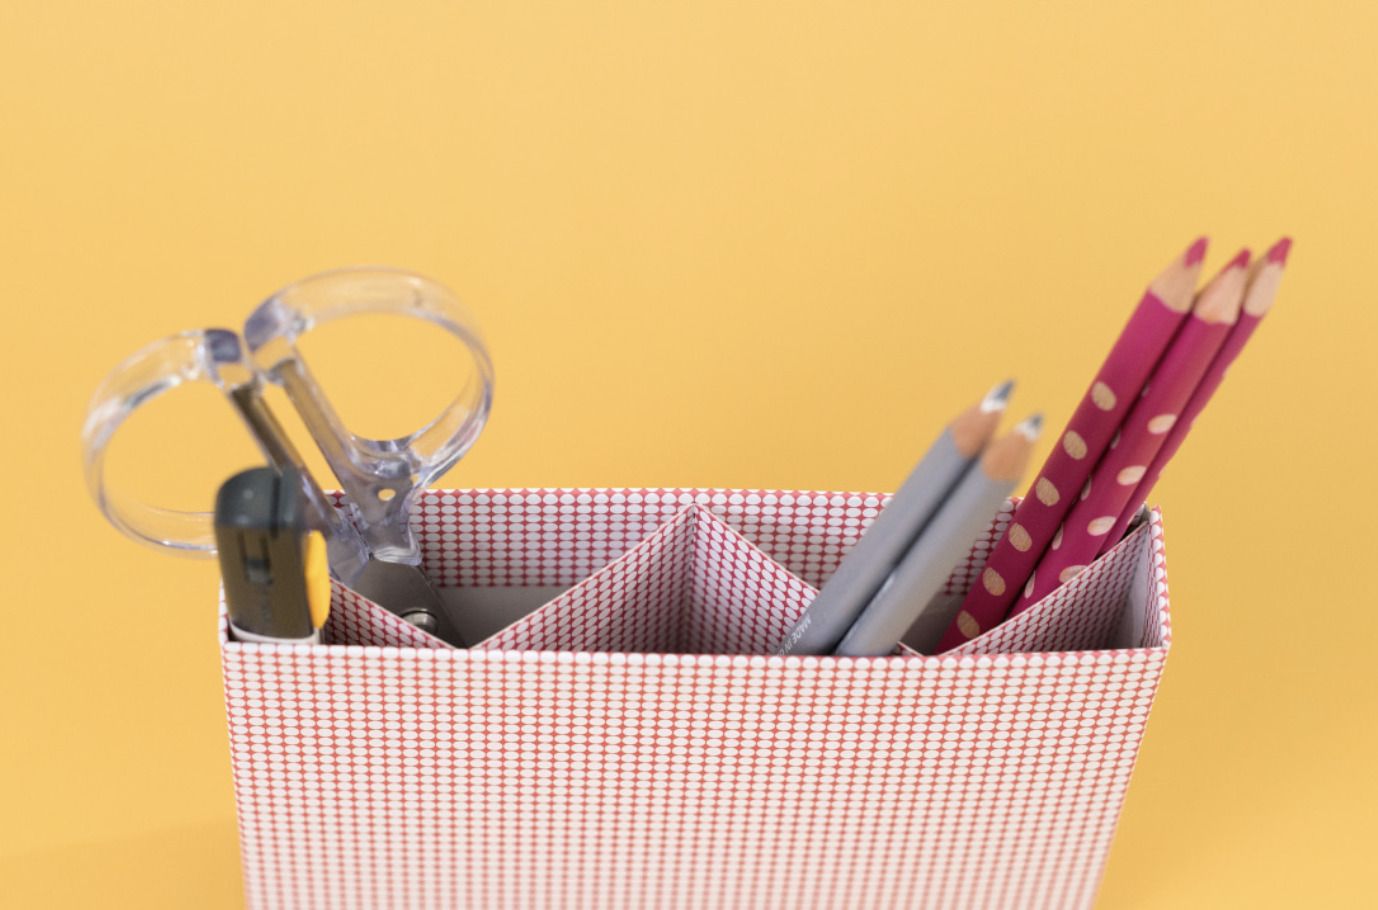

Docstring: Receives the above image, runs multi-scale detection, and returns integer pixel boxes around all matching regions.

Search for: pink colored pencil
[1012,249,1252,612]
[935,238,1207,651]
[1098,237,1293,548]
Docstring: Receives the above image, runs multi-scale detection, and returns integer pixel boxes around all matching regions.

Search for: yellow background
[3,1,1375,906]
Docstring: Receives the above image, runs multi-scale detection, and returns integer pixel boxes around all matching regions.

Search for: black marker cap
[215,467,316,640]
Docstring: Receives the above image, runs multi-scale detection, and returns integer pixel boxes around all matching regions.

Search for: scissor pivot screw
[401,610,438,633]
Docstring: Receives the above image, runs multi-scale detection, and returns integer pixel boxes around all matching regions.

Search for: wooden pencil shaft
[777,429,973,654]
[1099,313,1261,548]
[835,475,1017,656]
[1100,243,1289,547]
[835,457,1021,656]
[935,241,1205,649]
[1015,255,1248,610]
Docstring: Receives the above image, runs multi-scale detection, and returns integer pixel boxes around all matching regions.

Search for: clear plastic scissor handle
[242,268,494,565]
[80,328,371,582]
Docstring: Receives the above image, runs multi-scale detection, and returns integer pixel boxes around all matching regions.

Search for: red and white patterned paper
[221,488,1171,909]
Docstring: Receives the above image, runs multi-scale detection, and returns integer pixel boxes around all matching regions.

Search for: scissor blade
[349,559,467,647]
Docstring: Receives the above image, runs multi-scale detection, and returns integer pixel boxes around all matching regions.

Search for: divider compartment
[317,489,1160,658]
[474,506,838,655]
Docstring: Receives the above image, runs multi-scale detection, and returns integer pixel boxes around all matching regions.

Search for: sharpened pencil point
[1193,249,1251,323]
[981,379,1015,413]
[1243,238,1292,318]
[1154,238,1211,312]
[1267,236,1293,265]
[1015,413,1043,440]
[1184,236,1209,267]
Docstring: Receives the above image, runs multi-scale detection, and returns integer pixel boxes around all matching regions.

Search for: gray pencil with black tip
[834,413,1042,657]
[777,380,1014,655]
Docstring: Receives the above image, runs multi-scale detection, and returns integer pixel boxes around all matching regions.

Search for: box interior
[290,489,1170,658]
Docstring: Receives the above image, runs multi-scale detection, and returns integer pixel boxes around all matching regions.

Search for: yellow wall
[3,2,1374,905]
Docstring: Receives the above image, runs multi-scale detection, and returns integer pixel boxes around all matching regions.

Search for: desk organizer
[220,488,1171,909]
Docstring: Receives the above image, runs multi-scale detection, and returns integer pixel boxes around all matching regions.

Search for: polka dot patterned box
[221,489,1171,910]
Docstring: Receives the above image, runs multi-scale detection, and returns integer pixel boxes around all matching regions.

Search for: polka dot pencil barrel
[1012,249,1252,612]
[1097,238,1292,548]
[933,238,1206,651]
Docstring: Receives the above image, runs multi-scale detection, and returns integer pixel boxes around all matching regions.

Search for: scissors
[81,268,494,646]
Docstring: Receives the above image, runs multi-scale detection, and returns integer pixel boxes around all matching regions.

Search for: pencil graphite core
[776,384,1009,655]
[834,421,1038,656]
[1013,250,1252,611]
[1100,237,1291,546]
[936,239,1206,651]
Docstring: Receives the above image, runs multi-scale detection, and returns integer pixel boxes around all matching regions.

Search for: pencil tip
[981,379,1015,412]
[1243,239,1292,317]
[1015,413,1043,440]
[1154,238,1211,312]
[1194,249,1252,323]
[1267,236,1293,266]
[1184,236,1209,267]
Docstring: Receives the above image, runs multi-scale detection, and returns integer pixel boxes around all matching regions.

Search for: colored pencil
[1098,237,1292,547]
[1012,249,1252,612]
[934,238,1207,651]
[834,415,1040,656]
[777,381,1013,655]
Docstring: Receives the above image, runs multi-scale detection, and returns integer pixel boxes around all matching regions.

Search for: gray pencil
[777,381,1013,655]
[834,414,1042,657]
